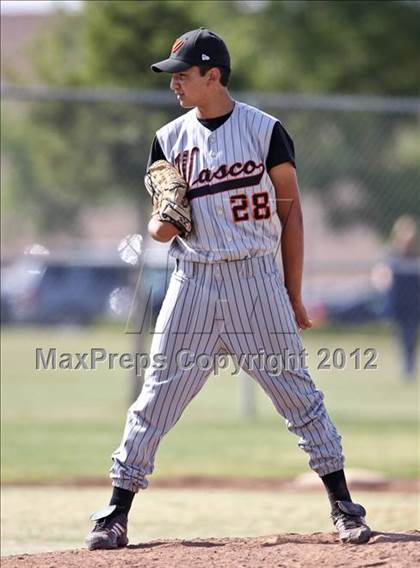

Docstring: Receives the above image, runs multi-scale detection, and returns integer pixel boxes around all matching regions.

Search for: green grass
[1,326,419,483]
[1,487,419,556]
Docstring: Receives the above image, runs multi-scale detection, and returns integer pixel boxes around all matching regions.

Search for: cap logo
[201,53,210,61]
[171,39,184,53]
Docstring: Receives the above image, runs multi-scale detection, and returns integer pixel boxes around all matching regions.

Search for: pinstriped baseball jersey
[156,101,281,263]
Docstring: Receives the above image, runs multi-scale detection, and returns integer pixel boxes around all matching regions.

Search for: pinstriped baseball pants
[110,254,344,492]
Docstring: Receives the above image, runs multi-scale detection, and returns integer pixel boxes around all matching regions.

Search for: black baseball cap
[151,28,230,73]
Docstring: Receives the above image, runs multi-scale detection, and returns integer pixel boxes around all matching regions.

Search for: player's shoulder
[235,100,278,125]
[156,109,195,140]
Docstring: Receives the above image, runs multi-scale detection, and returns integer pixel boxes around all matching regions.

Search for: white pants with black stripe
[110,254,344,491]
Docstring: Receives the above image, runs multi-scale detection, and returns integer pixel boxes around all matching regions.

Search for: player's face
[170,67,210,108]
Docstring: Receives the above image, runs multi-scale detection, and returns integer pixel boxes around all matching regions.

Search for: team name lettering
[192,160,264,186]
[174,147,265,188]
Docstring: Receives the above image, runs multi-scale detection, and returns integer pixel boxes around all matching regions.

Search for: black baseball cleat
[331,500,372,544]
[85,505,128,550]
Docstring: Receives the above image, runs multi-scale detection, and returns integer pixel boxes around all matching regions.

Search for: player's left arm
[269,162,312,330]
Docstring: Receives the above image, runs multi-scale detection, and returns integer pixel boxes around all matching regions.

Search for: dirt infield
[3,531,420,568]
[5,475,420,493]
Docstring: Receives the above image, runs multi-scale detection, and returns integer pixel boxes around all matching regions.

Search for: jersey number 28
[230,192,271,223]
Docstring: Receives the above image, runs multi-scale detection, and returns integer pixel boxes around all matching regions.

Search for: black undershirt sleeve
[265,121,296,172]
[147,135,166,169]
[148,121,294,171]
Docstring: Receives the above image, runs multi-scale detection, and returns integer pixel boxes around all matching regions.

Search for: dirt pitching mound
[3,531,420,568]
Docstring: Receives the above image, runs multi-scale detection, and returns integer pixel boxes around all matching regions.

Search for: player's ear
[207,67,220,85]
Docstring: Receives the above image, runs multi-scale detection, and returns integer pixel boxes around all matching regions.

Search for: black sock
[321,469,352,512]
[109,486,135,516]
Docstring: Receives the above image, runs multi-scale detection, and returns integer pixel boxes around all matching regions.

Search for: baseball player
[86,28,371,549]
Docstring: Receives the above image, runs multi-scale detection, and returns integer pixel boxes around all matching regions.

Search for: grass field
[2,487,419,556]
[1,325,419,483]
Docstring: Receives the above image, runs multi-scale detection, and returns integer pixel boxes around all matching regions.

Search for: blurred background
[1,0,419,554]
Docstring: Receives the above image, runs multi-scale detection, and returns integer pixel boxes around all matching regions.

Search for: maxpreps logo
[171,38,184,53]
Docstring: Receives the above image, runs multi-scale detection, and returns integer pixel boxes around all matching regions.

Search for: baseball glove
[144,160,192,235]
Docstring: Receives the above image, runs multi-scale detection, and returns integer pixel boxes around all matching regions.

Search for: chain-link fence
[2,86,419,329]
